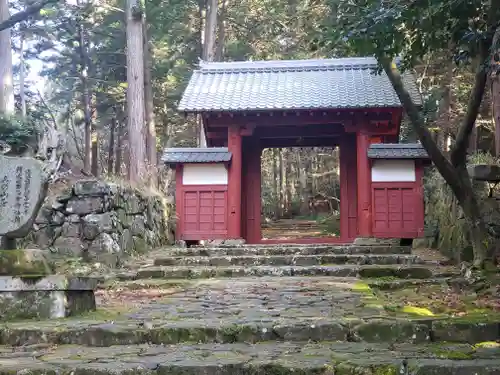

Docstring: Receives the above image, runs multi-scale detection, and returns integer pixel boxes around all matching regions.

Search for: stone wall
[420,164,500,262]
[29,179,174,265]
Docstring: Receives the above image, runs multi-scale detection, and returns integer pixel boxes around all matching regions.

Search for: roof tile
[178,57,422,112]
[161,148,232,164]
[367,143,429,159]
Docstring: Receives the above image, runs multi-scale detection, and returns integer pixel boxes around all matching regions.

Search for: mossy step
[165,245,412,257]
[0,249,55,276]
[365,277,469,290]
[2,316,499,347]
[1,341,500,375]
[133,264,456,280]
[153,254,425,267]
[99,276,465,292]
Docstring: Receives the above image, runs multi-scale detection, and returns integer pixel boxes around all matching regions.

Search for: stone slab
[0,248,54,276]
[0,275,98,291]
[1,341,500,375]
[133,264,448,280]
[1,315,498,347]
[161,245,413,257]
[153,254,425,267]
[0,275,97,320]
[0,289,96,320]
[468,164,500,182]
[353,237,402,246]
[0,155,46,237]
[1,277,497,347]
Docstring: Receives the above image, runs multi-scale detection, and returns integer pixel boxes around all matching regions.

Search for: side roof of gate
[367,143,429,159]
[161,147,232,164]
[178,57,422,113]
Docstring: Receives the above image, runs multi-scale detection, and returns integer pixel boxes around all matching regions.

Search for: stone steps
[98,276,467,293]
[173,244,412,256]
[2,341,500,374]
[131,264,456,280]
[1,315,499,347]
[153,253,427,267]
[5,241,496,374]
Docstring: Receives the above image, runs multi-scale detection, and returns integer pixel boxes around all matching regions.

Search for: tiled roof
[367,143,429,159]
[178,57,422,112]
[161,148,232,164]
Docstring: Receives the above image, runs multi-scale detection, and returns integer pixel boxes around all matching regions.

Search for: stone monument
[0,155,97,319]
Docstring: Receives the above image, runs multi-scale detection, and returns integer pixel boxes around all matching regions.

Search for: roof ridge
[197,65,378,74]
[369,143,424,149]
[197,57,379,73]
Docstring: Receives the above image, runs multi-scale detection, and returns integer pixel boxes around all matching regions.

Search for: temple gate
[162,57,430,244]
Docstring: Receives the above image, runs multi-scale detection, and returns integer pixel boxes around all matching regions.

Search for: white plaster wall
[183,164,228,185]
[371,159,416,182]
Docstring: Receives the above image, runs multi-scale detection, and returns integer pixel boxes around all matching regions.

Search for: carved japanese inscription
[0,156,45,236]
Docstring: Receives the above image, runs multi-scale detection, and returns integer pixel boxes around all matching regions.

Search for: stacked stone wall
[29,179,174,265]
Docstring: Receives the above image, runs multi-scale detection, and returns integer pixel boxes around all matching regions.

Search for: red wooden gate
[372,182,423,238]
[178,185,228,240]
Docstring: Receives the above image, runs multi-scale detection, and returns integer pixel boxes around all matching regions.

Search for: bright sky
[10,0,80,97]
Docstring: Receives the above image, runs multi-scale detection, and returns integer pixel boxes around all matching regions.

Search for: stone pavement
[2,243,500,374]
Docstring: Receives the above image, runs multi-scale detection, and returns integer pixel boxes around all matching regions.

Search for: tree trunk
[91,131,99,176]
[378,37,494,267]
[202,0,218,61]
[214,0,226,61]
[0,0,14,114]
[115,122,123,176]
[297,151,308,215]
[19,32,26,119]
[491,27,500,157]
[436,47,454,151]
[143,17,157,186]
[126,0,146,183]
[107,116,116,176]
[91,105,99,177]
[78,21,92,175]
[272,148,279,219]
[285,148,292,214]
[197,0,218,147]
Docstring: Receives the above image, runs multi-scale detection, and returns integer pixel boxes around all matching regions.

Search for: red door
[180,186,228,240]
[372,183,421,238]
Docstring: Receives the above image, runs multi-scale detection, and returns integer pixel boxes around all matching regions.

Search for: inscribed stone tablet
[0,155,45,236]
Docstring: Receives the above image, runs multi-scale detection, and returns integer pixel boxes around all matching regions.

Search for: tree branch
[377,54,462,190]
[450,0,500,166]
[0,0,59,32]
[449,40,489,167]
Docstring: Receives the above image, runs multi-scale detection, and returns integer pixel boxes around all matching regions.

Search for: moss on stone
[372,365,399,375]
[352,281,373,294]
[442,312,500,324]
[400,305,435,317]
[0,249,54,276]
[474,341,500,349]
[19,275,46,284]
[429,346,474,360]
[132,236,148,254]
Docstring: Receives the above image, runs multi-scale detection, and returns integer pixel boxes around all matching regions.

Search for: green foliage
[333,0,493,68]
[0,115,39,155]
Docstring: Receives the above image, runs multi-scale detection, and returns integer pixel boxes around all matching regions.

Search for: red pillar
[175,165,183,241]
[227,125,242,238]
[245,146,262,244]
[339,140,349,241]
[356,131,372,237]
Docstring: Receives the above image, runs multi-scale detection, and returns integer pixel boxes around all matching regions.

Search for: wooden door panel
[179,186,228,240]
[372,185,419,237]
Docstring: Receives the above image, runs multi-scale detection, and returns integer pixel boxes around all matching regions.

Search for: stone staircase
[262,219,326,239]
[1,243,500,374]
